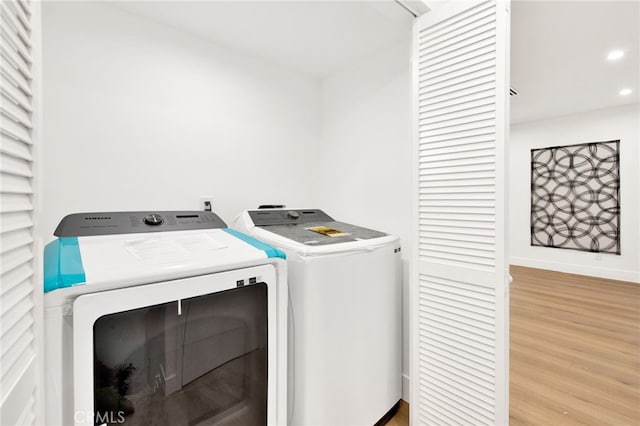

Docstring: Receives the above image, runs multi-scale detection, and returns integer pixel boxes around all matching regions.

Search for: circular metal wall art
[530,140,620,254]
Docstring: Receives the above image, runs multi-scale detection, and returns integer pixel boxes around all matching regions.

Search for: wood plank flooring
[386,400,409,426]
[509,266,640,426]
[388,266,640,426]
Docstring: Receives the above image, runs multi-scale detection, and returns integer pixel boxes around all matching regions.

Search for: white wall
[510,103,640,283]
[41,2,320,239]
[318,39,412,399]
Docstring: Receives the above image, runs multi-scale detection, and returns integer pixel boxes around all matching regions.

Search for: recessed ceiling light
[619,88,632,96]
[607,50,625,61]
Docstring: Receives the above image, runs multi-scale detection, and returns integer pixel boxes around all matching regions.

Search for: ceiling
[113,1,638,124]
[114,1,414,79]
[510,1,639,124]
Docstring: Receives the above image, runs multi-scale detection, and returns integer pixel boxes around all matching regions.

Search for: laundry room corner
[29,0,419,422]
[40,0,416,401]
[317,38,413,400]
[40,1,322,239]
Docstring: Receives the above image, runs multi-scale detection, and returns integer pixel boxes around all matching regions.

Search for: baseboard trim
[510,257,639,283]
[402,374,410,403]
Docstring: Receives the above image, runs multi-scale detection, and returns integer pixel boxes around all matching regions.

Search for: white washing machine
[44,211,287,426]
[234,208,402,426]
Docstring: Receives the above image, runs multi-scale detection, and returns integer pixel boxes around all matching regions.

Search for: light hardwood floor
[510,265,640,426]
[388,266,640,426]
[386,400,409,426]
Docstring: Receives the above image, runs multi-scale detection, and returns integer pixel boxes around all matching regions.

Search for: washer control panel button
[143,213,164,226]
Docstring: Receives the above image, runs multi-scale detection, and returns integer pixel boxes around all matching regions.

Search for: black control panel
[53,211,228,237]
[248,209,334,226]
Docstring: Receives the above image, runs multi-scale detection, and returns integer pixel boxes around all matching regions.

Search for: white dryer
[44,211,287,426]
[234,209,402,426]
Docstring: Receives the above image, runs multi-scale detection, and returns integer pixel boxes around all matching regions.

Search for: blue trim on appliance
[44,237,87,293]
[222,228,286,259]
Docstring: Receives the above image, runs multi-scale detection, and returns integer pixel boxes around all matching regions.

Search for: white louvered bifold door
[411,1,510,425]
[0,0,39,424]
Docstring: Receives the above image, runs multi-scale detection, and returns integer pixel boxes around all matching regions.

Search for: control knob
[143,213,164,226]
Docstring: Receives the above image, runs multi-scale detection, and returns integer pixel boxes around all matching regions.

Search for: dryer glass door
[72,265,275,426]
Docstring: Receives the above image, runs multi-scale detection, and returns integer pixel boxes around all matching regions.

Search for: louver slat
[0,45,32,95]
[0,132,31,160]
[1,151,32,177]
[1,93,32,128]
[1,17,32,64]
[0,37,32,80]
[1,75,33,111]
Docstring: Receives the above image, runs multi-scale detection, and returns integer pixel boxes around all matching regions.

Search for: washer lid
[44,227,285,296]
[234,209,398,256]
[247,209,387,245]
[259,220,388,246]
